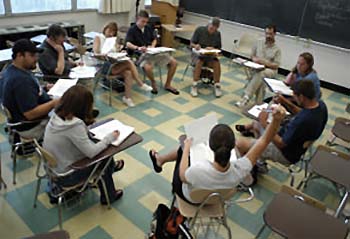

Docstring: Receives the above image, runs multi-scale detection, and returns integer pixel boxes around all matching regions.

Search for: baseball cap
[12,39,43,59]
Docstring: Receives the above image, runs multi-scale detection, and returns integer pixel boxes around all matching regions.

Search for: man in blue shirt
[126,10,179,95]
[236,79,328,170]
[1,39,59,139]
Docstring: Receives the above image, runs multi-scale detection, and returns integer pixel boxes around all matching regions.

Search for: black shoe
[101,189,123,205]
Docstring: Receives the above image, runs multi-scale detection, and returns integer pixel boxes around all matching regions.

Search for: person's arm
[190,27,201,50]
[93,36,101,54]
[179,137,192,183]
[23,99,58,121]
[274,94,301,114]
[150,39,157,48]
[262,48,281,70]
[245,105,286,165]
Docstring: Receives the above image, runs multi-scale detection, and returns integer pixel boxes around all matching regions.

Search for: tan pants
[244,68,277,103]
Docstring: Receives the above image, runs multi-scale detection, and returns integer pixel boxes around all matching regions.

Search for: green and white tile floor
[0,46,349,238]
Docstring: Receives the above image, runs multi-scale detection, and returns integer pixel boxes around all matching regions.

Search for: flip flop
[151,89,158,95]
[114,160,125,172]
[235,125,255,137]
[165,88,180,95]
[235,125,246,132]
[149,150,162,173]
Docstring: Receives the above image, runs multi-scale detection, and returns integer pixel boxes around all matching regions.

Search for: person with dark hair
[236,24,281,107]
[93,21,152,107]
[148,106,286,204]
[190,17,223,98]
[125,10,179,95]
[236,79,328,177]
[43,85,124,205]
[0,39,59,139]
[38,24,79,79]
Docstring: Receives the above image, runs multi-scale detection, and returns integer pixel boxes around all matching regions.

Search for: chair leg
[255,223,266,238]
[33,178,42,208]
[158,66,162,87]
[13,147,19,185]
[222,216,232,239]
[101,179,111,209]
[182,64,190,81]
[109,79,112,106]
[58,196,63,230]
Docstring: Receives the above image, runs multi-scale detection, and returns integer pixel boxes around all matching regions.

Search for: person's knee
[169,58,177,68]
[143,63,153,72]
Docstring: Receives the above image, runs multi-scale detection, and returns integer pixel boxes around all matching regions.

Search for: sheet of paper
[243,61,265,70]
[264,78,293,96]
[47,78,78,98]
[90,119,135,146]
[31,34,46,43]
[0,48,12,62]
[184,114,218,146]
[232,57,247,64]
[84,31,99,39]
[247,103,269,118]
[107,52,128,59]
[192,48,221,55]
[69,66,97,79]
[146,47,176,55]
[101,37,117,54]
[190,143,238,164]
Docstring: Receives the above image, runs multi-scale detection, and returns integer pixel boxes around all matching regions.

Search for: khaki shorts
[138,53,172,68]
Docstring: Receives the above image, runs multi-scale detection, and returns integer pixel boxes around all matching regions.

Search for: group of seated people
[0,9,329,206]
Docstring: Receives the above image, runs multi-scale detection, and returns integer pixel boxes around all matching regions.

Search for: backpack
[148,204,192,239]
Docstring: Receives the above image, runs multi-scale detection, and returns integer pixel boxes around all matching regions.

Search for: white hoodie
[43,113,115,174]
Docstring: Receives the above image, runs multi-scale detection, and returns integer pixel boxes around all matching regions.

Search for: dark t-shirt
[38,40,72,78]
[1,64,51,122]
[125,24,156,55]
[191,26,222,49]
[278,100,328,163]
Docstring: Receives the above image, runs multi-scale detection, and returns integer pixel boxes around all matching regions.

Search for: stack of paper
[243,61,265,70]
[89,119,134,146]
[232,57,247,64]
[101,37,117,54]
[264,78,293,96]
[193,48,221,55]
[47,78,78,98]
[107,52,130,62]
[0,48,12,62]
[69,66,97,79]
[146,47,175,55]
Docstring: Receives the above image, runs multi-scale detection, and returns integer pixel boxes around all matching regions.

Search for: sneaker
[214,83,222,97]
[122,96,135,107]
[140,83,153,92]
[235,95,250,108]
[190,83,198,97]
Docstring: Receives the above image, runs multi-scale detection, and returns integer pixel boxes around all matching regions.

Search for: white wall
[177,12,350,89]
[0,11,129,34]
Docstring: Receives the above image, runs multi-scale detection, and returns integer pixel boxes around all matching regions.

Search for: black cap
[12,39,43,59]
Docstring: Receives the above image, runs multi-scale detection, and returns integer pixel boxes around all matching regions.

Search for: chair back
[190,188,237,205]
[234,33,258,58]
[33,139,57,168]
[280,185,326,211]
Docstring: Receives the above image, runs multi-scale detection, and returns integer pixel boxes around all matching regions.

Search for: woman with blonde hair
[93,21,152,107]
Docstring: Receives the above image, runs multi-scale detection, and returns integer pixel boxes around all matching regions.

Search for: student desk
[70,119,143,170]
[161,24,197,48]
[303,145,350,218]
[262,192,348,239]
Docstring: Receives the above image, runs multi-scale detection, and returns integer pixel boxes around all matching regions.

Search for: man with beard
[1,39,59,139]
[236,25,281,107]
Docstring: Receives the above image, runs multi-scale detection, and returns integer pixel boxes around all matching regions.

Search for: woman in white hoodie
[43,85,124,205]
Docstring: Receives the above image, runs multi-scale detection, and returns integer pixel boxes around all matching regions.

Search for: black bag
[148,204,192,239]
[101,77,125,93]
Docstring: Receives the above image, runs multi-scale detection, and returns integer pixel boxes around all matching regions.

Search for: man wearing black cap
[1,39,59,139]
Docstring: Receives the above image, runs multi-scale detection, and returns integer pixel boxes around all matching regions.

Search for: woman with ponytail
[149,106,286,204]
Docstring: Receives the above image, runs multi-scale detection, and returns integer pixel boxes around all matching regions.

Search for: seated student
[148,106,286,204]
[93,21,152,107]
[236,79,328,177]
[38,24,79,80]
[235,25,281,107]
[126,10,179,95]
[43,85,124,204]
[1,39,59,139]
[190,17,222,98]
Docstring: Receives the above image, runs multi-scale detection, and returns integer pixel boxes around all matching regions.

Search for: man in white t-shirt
[149,106,286,204]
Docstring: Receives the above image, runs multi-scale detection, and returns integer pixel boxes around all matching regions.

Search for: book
[69,66,97,79]
[192,48,221,55]
[264,78,293,96]
[89,119,134,146]
[146,47,176,55]
[101,37,117,54]
[47,78,78,98]
[106,52,130,62]
[243,61,265,70]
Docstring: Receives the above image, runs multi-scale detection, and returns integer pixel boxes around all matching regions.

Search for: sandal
[165,87,180,95]
[235,125,255,137]
[149,150,162,173]
[235,125,246,132]
[114,160,125,172]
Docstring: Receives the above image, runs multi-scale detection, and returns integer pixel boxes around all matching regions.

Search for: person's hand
[205,46,214,50]
[51,98,60,107]
[48,39,64,54]
[273,93,284,104]
[112,130,120,140]
[138,46,147,53]
[194,44,201,50]
[271,105,286,122]
[184,137,193,150]
[258,110,269,125]
[45,83,54,91]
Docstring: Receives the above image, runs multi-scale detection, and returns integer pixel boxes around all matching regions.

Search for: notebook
[47,78,78,98]
[192,48,221,55]
[106,52,130,62]
[243,61,265,70]
[146,47,175,55]
[247,103,290,123]
[264,78,293,96]
[89,120,134,146]
[69,66,97,79]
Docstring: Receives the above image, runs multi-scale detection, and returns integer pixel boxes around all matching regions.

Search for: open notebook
[89,120,134,146]
[146,47,175,55]
[264,78,293,96]
[247,103,290,123]
[47,78,78,98]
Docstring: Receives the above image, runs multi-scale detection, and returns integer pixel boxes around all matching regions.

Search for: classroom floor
[0,46,349,239]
